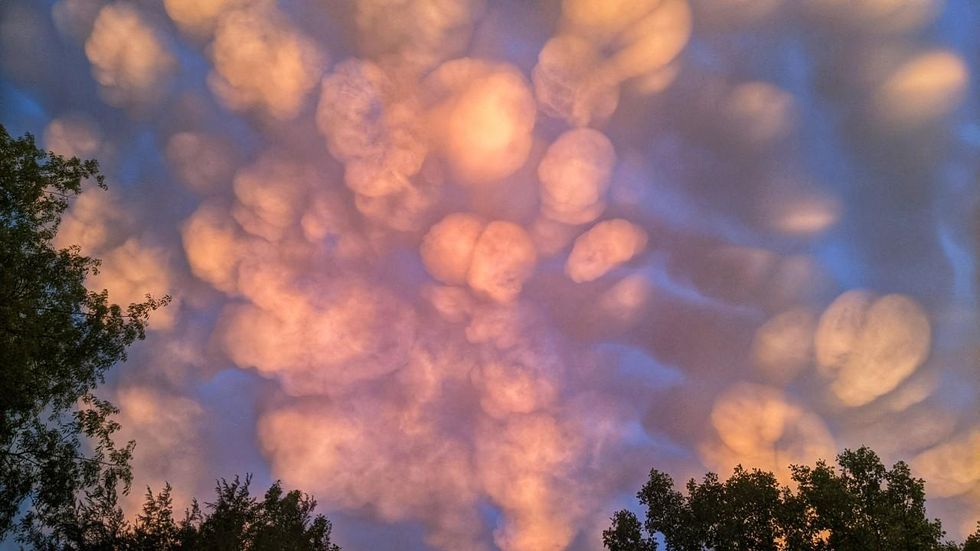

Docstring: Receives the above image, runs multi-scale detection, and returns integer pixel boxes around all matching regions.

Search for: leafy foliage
[963,524,980,551]
[602,510,654,551]
[607,446,976,550]
[0,125,168,544]
[46,475,340,550]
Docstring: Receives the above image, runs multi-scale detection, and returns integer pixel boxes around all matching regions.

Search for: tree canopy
[604,446,980,551]
[0,124,168,544]
[42,475,340,551]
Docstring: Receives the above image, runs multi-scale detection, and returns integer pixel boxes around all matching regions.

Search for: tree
[962,523,980,551]
[0,125,168,545]
[607,446,975,550]
[132,483,180,549]
[60,475,341,550]
[788,447,945,550]
[602,510,654,551]
[186,475,340,551]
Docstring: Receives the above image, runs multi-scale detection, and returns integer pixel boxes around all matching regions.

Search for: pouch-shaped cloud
[43,114,103,160]
[353,0,483,74]
[703,383,836,480]
[420,212,487,285]
[232,154,312,242]
[219,278,416,395]
[427,59,537,185]
[763,189,841,236]
[316,59,428,202]
[316,59,391,163]
[543,0,691,121]
[182,201,246,294]
[85,3,175,108]
[468,305,565,418]
[913,430,980,498]
[606,0,692,82]
[466,221,537,303]
[538,128,616,225]
[165,131,238,195]
[258,396,487,551]
[560,0,663,43]
[751,307,816,384]
[472,359,560,419]
[476,413,583,551]
[815,291,931,407]
[353,171,443,232]
[596,274,655,330]
[566,219,647,283]
[532,35,620,127]
[723,81,796,146]
[163,0,250,37]
[874,50,969,129]
[209,4,325,119]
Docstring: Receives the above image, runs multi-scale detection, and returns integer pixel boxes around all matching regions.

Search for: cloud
[165,131,238,194]
[353,0,484,75]
[162,0,253,37]
[538,128,616,225]
[702,383,836,481]
[427,59,537,185]
[751,307,817,384]
[208,4,326,119]
[874,50,969,129]
[182,201,246,294]
[84,3,175,108]
[532,35,620,128]
[467,222,538,303]
[218,277,417,395]
[815,291,932,407]
[5,0,980,548]
[420,213,487,285]
[565,219,647,283]
[43,113,103,160]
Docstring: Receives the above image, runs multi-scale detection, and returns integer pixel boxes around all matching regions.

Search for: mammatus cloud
[537,128,616,225]
[701,383,836,481]
[209,3,325,119]
[2,0,979,547]
[85,3,176,108]
[815,291,931,407]
[162,0,251,38]
[428,59,537,185]
[565,219,647,283]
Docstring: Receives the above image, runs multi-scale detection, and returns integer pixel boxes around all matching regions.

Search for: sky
[1,0,979,549]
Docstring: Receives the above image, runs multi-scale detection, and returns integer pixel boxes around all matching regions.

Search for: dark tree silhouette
[49,475,340,550]
[964,524,980,551]
[606,446,976,550]
[602,510,653,551]
[180,475,339,551]
[0,125,168,546]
